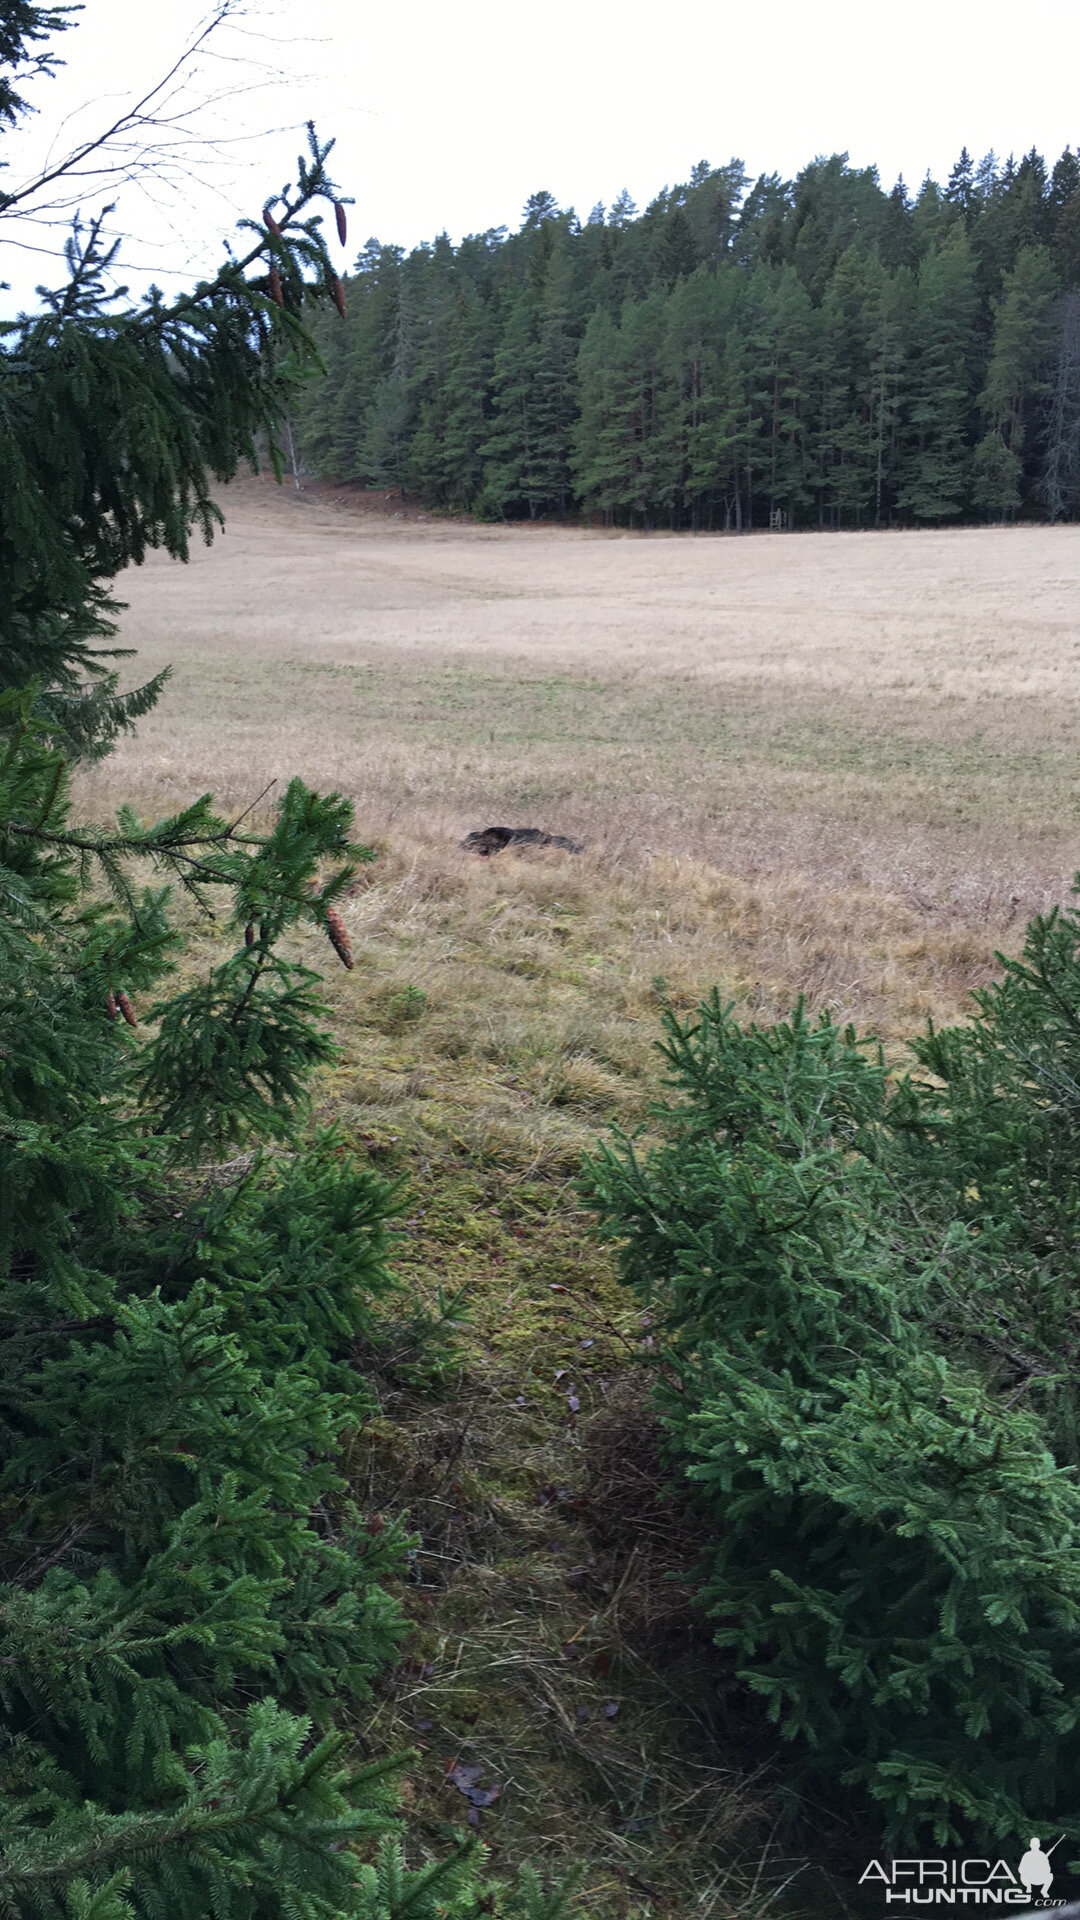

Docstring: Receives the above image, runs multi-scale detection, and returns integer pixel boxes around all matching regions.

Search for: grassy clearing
[86,475,1080,911]
[73,478,1080,1917]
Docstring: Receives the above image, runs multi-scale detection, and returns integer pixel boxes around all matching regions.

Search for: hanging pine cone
[268,264,284,309]
[335,200,347,247]
[245,921,256,947]
[263,205,281,237]
[105,991,118,1021]
[325,906,353,970]
[116,991,138,1028]
[331,273,346,318]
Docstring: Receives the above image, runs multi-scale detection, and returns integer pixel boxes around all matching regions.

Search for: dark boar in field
[461,826,584,857]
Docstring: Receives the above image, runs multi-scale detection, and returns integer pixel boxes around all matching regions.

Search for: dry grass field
[84,474,1080,1037]
[76,477,1080,1919]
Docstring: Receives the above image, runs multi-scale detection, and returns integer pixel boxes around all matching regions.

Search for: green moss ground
[285,867,871,1920]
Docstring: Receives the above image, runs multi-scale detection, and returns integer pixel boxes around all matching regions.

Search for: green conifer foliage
[0,602,583,1920]
[585,900,1080,1845]
[438,282,495,509]
[897,224,979,521]
[294,146,1080,529]
[1,11,349,760]
[0,696,402,1911]
[974,244,1059,520]
[0,15,583,1915]
[747,262,818,526]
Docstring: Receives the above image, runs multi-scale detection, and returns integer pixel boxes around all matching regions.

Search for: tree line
[295,147,1080,529]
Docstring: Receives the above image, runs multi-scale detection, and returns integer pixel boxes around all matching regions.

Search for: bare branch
[0,3,247,219]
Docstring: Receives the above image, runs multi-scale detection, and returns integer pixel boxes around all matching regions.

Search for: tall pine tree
[898,224,979,520]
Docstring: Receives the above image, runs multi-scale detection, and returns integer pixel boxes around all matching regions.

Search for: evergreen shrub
[585,902,1080,1844]
[0,697,580,1919]
[0,10,581,1905]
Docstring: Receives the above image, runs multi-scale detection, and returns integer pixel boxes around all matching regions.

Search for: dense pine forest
[295,147,1080,529]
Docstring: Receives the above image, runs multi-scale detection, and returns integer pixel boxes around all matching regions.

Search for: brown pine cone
[325,906,353,970]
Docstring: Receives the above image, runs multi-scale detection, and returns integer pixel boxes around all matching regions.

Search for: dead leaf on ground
[446,1761,504,1809]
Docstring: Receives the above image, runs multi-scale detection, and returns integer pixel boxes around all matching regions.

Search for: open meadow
[77,480,1080,1917]
[86,474,1080,1028]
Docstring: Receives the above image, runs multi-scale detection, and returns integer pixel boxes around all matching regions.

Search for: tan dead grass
[83,473,1080,930]
[71,476,1080,1918]
[79,474,1076,1052]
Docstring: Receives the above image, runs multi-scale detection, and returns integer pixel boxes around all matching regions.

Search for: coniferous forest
[296,148,1080,529]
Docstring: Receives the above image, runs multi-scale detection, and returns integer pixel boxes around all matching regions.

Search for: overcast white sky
[4,0,1080,312]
